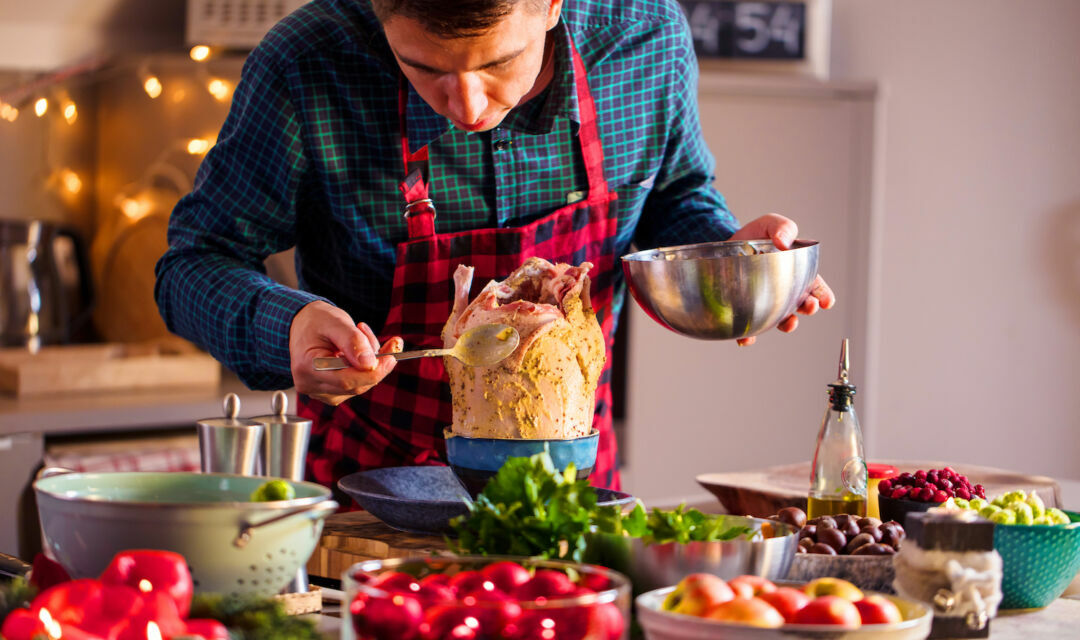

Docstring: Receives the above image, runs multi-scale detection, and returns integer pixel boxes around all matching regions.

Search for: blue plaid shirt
[156,0,739,390]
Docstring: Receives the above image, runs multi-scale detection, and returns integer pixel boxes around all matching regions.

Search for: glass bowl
[343,555,631,640]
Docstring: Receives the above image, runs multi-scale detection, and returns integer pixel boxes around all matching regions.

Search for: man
[155,0,834,498]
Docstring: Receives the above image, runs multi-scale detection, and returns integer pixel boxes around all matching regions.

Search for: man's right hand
[289,301,403,406]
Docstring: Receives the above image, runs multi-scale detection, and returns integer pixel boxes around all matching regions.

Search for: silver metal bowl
[584,515,799,594]
[621,239,819,340]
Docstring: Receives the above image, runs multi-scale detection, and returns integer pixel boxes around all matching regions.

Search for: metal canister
[196,393,264,475]
[251,390,313,594]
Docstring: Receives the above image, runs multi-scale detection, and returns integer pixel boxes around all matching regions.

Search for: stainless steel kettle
[0,219,93,350]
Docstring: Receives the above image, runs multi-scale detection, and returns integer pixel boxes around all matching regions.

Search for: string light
[206,78,232,101]
[62,100,78,124]
[144,75,163,99]
[0,103,17,122]
[189,45,211,62]
[59,169,82,194]
[187,138,212,155]
[34,98,48,117]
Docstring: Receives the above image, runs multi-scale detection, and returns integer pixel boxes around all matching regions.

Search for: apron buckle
[403,198,436,219]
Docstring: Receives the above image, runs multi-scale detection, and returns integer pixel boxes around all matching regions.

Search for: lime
[250,479,295,502]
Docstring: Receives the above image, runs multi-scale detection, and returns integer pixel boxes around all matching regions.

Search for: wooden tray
[698,460,1063,517]
[0,341,221,396]
[307,510,447,581]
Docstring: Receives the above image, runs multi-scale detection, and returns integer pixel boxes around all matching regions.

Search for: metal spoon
[312,323,521,371]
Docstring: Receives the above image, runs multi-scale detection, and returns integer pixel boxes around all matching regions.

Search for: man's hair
[371,0,550,38]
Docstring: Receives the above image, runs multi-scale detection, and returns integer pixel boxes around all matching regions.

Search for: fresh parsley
[447,451,753,561]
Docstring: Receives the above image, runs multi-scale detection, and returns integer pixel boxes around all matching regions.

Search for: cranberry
[898,472,913,483]
[956,487,971,500]
[943,466,956,475]
[914,470,928,482]
[891,486,910,500]
[878,479,893,494]
[975,484,986,498]
[927,471,939,485]
[933,490,949,503]
[939,479,953,491]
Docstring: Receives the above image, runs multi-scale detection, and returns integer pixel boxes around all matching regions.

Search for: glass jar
[343,555,631,640]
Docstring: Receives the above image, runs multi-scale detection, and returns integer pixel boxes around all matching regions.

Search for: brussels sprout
[980,504,1002,519]
[1048,508,1071,525]
[968,498,987,512]
[953,498,970,509]
[250,479,295,502]
[988,509,1016,525]
[1026,492,1046,519]
[1011,502,1034,525]
[994,490,1026,508]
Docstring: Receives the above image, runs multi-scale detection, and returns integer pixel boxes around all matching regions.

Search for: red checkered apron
[299,41,621,505]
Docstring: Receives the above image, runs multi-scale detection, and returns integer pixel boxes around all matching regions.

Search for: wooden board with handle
[0,341,221,396]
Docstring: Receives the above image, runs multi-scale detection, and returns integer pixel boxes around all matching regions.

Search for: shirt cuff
[253,284,332,377]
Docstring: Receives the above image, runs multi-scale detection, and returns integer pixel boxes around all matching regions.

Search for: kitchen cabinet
[622,73,879,505]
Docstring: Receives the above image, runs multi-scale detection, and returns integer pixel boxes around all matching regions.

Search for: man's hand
[289,301,403,406]
[730,213,836,346]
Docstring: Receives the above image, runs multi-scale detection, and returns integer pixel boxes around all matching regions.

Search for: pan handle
[233,499,339,548]
[0,551,31,582]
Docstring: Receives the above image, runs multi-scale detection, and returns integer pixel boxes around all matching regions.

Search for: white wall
[829,0,1080,482]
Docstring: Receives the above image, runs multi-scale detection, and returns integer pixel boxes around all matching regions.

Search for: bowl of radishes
[877,467,986,528]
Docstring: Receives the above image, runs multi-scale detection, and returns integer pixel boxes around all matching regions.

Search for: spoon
[312,323,521,371]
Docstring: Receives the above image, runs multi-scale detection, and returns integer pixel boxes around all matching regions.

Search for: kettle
[0,218,93,350]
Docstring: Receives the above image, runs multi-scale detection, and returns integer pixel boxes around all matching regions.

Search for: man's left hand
[729,213,836,346]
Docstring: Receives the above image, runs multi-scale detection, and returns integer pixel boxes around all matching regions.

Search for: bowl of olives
[766,507,906,593]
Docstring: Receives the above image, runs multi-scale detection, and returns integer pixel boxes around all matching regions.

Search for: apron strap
[568,39,609,203]
[398,79,436,239]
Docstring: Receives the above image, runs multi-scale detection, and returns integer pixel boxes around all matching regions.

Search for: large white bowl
[636,585,932,640]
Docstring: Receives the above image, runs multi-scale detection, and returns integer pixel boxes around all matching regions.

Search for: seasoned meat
[441,257,605,439]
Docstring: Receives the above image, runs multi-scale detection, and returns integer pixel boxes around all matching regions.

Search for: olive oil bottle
[807,339,867,519]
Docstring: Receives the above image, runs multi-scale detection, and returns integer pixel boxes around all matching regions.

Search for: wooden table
[307,510,447,581]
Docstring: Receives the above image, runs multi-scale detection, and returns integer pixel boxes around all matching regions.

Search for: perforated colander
[34,470,337,597]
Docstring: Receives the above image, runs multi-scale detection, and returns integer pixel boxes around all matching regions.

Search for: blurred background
[0,0,1077,557]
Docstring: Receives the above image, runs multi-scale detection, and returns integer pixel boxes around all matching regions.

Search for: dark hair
[371,0,549,38]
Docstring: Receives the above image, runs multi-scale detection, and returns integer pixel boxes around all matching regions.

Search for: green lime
[250,479,295,502]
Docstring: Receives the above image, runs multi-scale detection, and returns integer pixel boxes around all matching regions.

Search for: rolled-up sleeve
[155,48,327,389]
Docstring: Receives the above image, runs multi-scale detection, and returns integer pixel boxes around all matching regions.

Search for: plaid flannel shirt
[155,0,739,389]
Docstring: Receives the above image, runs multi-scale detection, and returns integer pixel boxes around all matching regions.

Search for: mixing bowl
[584,516,799,594]
[34,470,337,597]
[621,239,819,340]
[995,510,1080,609]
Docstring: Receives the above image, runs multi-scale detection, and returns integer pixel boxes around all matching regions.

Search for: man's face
[382,1,562,133]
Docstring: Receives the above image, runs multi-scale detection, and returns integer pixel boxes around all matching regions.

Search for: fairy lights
[63,100,78,124]
[143,75,163,99]
[59,169,83,194]
[187,137,212,155]
[34,97,48,117]
[0,103,16,122]
[206,78,232,101]
[190,45,212,62]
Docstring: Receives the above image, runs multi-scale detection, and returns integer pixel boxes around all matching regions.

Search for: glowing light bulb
[144,76,163,99]
[60,169,82,194]
[34,98,48,117]
[187,138,211,155]
[190,45,211,61]
[63,101,77,124]
[138,578,153,592]
[0,103,17,122]
[206,78,232,101]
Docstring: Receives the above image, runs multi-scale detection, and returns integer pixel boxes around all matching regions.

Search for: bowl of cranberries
[877,467,987,528]
[345,555,630,640]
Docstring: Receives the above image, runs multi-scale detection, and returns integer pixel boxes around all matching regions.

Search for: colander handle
[233,498,339,548]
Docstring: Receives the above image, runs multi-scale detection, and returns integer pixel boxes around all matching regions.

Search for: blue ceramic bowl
[444,428,600,496]
[339,465,634,535]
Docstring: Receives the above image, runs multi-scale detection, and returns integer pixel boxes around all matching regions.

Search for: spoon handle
[312,349,450,371]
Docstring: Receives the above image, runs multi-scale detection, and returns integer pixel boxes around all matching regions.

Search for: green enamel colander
[34,470,337,598]
[995,510,1080,609]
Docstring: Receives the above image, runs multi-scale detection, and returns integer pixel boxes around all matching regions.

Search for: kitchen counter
[0,366,287,437]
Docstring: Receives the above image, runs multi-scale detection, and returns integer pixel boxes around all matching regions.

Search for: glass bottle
[807,338,868,518]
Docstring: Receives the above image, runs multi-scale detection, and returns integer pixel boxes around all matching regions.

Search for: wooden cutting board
[697,459,1064,517]
[306,510,448,581]
[0,341,221,396]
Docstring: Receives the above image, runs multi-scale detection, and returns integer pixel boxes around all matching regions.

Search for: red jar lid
[868,463,899,479]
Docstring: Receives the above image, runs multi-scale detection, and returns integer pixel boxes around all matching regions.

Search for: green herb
[0,577,37,625]
[189,593,322,640]
[448,451,753,560]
